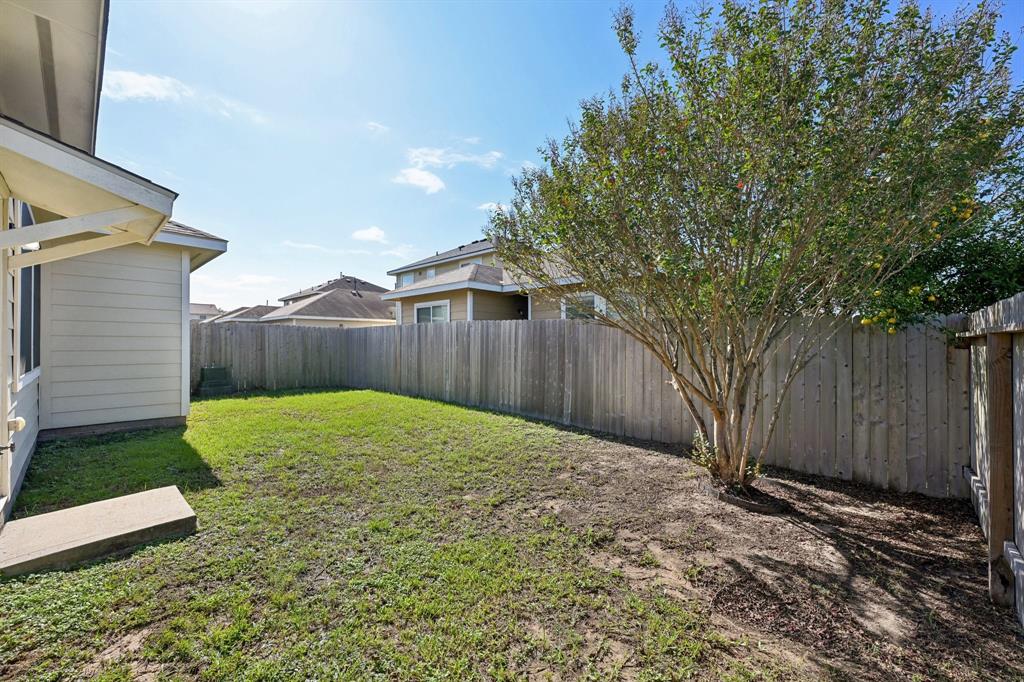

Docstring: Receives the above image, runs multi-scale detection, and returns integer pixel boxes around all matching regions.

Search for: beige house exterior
[383,239,604,324]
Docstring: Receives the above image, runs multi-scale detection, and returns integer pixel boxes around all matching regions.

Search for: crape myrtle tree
[487,0,1024,487]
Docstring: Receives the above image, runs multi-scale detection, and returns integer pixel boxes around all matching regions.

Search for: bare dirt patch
[534,433,1024,681]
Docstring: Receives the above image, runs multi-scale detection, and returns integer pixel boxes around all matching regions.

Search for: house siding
[399,292,468,324]
[530,294,562,320]
[8,376,39,502]
[40,243,186,429]
[472,291,526,321]
[396,252,501,288]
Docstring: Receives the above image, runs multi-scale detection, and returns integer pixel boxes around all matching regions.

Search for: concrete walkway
[0,486,196,577]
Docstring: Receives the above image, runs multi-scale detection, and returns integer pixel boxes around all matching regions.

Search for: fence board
[191,318,970,497]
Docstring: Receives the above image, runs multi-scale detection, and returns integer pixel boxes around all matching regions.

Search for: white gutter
[380,279,504,300]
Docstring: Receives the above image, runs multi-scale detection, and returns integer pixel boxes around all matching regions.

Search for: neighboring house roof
[279,274,388,303]
[386,238,495,276]
[262,288,395,322]
[213,305,279,323]
[381,264,514,300]
[190,303,222,317]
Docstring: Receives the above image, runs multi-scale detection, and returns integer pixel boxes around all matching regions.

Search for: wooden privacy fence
[962,291,1023,625]
[192,316,970,499]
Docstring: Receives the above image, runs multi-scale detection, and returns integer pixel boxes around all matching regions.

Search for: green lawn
[0,390,777,681]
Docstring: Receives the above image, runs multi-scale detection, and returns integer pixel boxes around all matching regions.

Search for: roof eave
[385,244,496,276]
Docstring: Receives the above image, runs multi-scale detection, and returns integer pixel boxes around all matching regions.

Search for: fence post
[985,332,1015,606]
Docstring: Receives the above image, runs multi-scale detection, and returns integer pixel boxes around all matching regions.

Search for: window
[399,273,413,287]
[460,257,483,268]
[15,202,40,377]
[415,300,449,324]
[18,264,40,376]
[562,293,607,320]
[425,267,435,279]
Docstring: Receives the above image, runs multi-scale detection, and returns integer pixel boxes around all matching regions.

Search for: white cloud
[393,144,503,195]
[104,70,194,102]
[381,244,420,260]
[476,202,508,212]
[281,240,371,255]
[102,69,267,125]
[407,147,503,169]
[391,167,445,194]
[461,135,481,144]
[366,121,389,133]
[351,226,388,243]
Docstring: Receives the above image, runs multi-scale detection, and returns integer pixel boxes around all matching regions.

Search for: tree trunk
[713,412,741,485]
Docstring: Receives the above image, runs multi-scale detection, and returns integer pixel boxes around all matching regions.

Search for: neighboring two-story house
[381,238,601,323]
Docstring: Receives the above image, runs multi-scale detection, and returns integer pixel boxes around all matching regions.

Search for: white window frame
[560,292,606,320]
[413,299,451,324]
[425,267,436,279]
[400,273,413,287]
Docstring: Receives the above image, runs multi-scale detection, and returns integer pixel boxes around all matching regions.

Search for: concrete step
[0,486,196,577]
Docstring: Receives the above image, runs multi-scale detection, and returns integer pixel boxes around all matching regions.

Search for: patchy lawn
[0,390,1019,680]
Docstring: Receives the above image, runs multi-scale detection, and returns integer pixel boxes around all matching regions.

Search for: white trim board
[180,251,189,417]
[381,280,503,300]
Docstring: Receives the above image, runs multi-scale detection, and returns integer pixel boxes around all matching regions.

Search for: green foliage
[863,169,1024,328]
[489,0,1024,485]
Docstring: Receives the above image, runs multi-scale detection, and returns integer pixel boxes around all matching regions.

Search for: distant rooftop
[386,238,495,276]
[263,288,394,322]
[190,303,222,316]
[279,274,388,303]
[210,305,279,323]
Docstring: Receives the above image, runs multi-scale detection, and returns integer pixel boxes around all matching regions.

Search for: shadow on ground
[529,429,1024,681]
[12,426,219,518]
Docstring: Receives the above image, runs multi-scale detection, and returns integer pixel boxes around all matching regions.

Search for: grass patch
[0,389,765,679]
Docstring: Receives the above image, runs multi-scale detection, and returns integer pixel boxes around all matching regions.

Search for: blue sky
[97,0,1023,310]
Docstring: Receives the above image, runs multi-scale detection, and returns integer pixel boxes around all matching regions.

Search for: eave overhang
[0,115,177,269]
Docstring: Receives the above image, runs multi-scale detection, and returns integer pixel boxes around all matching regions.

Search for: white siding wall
[40,243,188,429]
[9,376,39,497]
[4,209,39,507]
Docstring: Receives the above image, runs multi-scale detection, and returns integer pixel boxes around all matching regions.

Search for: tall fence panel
[963,291,1024,625]
[192,317,971,499]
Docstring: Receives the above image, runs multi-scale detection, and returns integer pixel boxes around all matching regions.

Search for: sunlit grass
[0,389,769,680]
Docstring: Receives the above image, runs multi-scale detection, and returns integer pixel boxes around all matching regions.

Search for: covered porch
[0,113,196,573]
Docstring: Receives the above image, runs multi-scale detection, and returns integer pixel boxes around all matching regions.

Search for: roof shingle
[263,288,394,321]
